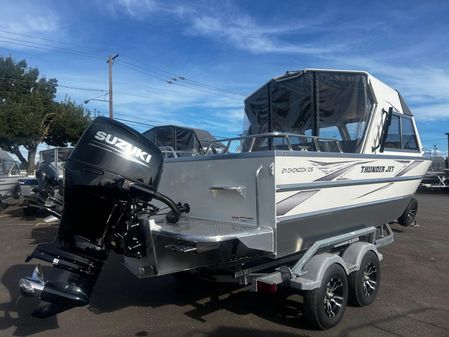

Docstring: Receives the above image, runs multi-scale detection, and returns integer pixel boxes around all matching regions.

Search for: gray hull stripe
[276,175,424,192]
[277,194,414,224]
[314,161,372,181]
[395,160,424,177]
[355,182,394,199]
[276,190,319,216]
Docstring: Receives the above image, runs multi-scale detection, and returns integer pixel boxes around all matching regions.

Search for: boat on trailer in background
[0,149,21,209]
[20,147,73,218]
[20,69,430,329]
[143,125,225,158]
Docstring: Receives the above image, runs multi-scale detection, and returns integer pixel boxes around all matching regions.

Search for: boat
[20,147,73,217]
[0,149,21,204]
[19,69,430,329]
[419,155,449,191]
[143,125,225,157]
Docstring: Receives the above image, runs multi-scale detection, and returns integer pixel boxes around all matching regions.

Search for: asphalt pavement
[0,193,448,337]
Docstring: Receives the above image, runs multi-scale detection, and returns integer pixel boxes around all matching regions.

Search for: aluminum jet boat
[0,149,21,203]
[19,69,430,329]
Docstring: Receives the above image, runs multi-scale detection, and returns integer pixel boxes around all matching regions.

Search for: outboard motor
[19,117,189,312]
[36,162,60,192]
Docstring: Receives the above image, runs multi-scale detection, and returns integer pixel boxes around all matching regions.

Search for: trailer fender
[290,253,349,291]
[341,242,382,274]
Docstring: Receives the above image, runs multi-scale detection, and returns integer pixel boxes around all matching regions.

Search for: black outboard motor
[19,117,188,312]
[36,162,60,192]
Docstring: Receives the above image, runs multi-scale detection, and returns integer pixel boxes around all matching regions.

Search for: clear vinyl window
[384,114,419,151]
[401,118,419,151]
[384,115,401,149]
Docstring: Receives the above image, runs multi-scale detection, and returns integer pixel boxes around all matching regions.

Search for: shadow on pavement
[0,204,45,222]
[86,253,311,330]
[29,225,58,245]
[181,326,309,337]
[0,264,59,336]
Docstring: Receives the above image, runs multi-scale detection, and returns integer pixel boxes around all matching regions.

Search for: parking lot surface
[0,193,448,337]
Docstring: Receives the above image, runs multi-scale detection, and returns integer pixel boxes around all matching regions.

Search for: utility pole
[446,133,449,167]
[107,54,119,119]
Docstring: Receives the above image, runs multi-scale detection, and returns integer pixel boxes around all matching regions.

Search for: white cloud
[106,0,192,20]
[188,14,346,55]
[412,103,449,121]
[0,1,62,51]
[108,0,347,56]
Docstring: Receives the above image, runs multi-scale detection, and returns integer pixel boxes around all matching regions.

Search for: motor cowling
[58,117,164,255]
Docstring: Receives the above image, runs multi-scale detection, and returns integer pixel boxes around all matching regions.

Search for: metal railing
[159,146,202,158]
[205,132,343,154]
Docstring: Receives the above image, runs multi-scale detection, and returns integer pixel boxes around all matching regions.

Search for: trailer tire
[23,206,38,216]
[303,263,348,330]
[348,251,380,307]
[397,198,417,226]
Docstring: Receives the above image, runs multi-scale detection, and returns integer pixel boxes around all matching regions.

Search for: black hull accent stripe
[276,175,424,192]
[277,194,413,224]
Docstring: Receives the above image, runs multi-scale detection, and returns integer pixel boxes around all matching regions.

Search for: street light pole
[107,54,119,119]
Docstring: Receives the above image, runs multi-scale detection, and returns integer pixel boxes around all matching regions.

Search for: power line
[0,28,109,55]
[0,76,243,108]
[0,29,246,99]
[119,56,246,97]
[0,30,247,104]
[118,59,245,99]
[0,35,104,60]
[0,76,107,92]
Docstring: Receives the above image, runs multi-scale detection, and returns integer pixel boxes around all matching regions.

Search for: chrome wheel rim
[323,277,344,318]
[362,262,377,297]
[407,205,417,223]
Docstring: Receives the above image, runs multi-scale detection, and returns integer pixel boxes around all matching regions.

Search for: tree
[0,56,90,173]
[44,98,90,146]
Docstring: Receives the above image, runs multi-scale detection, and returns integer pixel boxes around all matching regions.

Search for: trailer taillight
[256,281,277,294]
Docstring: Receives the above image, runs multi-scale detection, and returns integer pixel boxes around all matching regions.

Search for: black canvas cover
[143,125,221,153]
[243,70,374,152]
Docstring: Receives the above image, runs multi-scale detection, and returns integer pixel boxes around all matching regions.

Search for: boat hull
[156,151,429,258]
[0,176,20,198]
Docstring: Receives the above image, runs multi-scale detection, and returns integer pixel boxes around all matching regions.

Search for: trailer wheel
[348,251,380,306]
[303,263,348,330]
[23,206,38,216]
[397,198,417,226]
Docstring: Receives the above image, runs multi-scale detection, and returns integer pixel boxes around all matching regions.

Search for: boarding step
[149,216,274,252]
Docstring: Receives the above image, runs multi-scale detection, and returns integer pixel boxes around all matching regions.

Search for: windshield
[1,159,19,176]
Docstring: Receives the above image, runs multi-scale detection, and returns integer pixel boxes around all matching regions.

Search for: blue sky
[1,0,449,156]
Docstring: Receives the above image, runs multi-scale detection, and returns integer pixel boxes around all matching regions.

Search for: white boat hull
[0,175,20,198]
[155,151,430,258]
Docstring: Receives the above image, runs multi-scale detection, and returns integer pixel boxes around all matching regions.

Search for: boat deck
[150,215,274,252]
